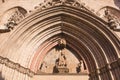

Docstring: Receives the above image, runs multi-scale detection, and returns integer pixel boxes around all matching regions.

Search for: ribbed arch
[0,5,119,80]
[29,32,98,72]
[24,14,118,72]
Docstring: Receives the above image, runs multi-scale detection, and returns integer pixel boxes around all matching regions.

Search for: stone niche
[0,7,27,32]
[37,48,88,74]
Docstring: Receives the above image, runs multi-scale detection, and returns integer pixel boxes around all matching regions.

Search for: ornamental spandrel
[0,7,27,32]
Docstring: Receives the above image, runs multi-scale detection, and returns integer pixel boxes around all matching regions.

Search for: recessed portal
[37,39,88,74]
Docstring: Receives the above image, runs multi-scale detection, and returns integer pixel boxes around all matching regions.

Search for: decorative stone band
[33,0,93,14]
[0,56,35,77]
[89,58,120,78]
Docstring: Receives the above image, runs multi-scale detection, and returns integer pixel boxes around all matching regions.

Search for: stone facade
[0,0,120,80]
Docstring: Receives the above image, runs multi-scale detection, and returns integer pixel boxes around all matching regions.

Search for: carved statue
[76,62,82,73]
[40,61,48,72]
[58,52,67,67]
[53,50,69,73]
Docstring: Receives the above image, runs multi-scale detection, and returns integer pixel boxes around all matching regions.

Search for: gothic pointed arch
[0,0,120,80]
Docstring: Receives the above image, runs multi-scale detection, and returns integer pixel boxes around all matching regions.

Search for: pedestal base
[57,68,69,73]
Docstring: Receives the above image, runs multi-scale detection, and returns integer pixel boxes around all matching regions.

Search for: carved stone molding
[89,59,120,77]
[0,56,34,77]
[33,0,93,14]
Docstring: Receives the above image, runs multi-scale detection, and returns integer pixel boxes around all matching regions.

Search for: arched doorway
[25,4,119,80]
[1,0,119,80]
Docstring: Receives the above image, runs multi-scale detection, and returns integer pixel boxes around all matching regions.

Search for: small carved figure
[53,51,69,73]
[58,52,67,67]
[108,17,117,29]
[40,61,48,72]
[56,38,66,51]
[5,20,17,30]
[76,62,82,73]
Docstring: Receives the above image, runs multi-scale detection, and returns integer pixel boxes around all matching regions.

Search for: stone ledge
[0,56,34,77]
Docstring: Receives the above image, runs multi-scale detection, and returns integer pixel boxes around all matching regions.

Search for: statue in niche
[53,38,69,73]
[58,52,67,67]
[53,51,69,73]
[53,61,59,73]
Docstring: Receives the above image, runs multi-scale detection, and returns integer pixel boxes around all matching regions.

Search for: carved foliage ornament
[34,0,92,13]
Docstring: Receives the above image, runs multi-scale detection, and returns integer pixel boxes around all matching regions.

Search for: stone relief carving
[97,7,120,31]
[76,61,82,73]
[0,56,34,77]
[33,0,93,14]
[39,61,48,73]
[0,7,27,33]
[53,51,69,73]
[104,8,120,31]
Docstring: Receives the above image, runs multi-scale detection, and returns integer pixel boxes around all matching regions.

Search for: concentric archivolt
[0,1,120,80]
